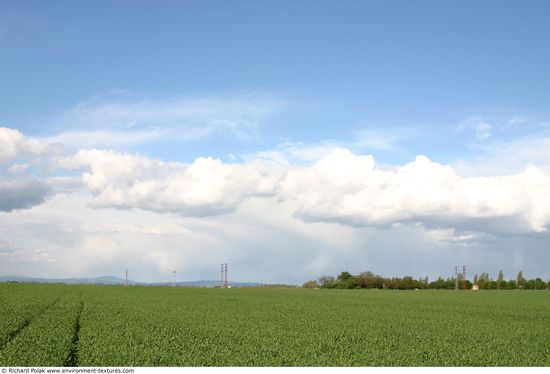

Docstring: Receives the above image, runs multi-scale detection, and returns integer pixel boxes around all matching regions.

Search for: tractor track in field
[0,292,65,351]
[64,298,83,367]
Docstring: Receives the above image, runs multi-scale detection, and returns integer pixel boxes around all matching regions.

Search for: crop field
[0,284,548,366]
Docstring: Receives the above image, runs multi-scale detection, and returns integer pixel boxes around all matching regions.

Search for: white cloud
[280,148,550,235]
[0,128,59,211]
[54,145,550,237]
[418,226,479,245]
[61,149,284,216]
[2,150,550,283]
[0,127,59,164]
[4,124,550,249]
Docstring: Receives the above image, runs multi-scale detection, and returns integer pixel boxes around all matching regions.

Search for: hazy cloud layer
[1,191,548,283]
[44,92,284,148]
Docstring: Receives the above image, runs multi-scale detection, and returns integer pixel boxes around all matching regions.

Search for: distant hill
[0,275,131,285]
[0,275,264,288]
[163,280,264,288]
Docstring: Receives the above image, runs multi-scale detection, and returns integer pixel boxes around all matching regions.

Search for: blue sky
[1,1,549,283]
[3,1,549,160]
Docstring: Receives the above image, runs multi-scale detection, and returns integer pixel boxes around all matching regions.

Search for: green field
[0,284,548,366]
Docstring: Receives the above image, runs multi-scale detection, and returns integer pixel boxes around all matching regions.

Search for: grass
[0,283,548,366]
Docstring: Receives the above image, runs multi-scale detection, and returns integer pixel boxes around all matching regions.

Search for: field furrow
[63,299,83,367]
[0,289,81,366]
[0,284,66,350]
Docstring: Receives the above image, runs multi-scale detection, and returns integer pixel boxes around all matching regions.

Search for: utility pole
[224,263,228,288]
[455,266,458,290]
[220,263,228,288]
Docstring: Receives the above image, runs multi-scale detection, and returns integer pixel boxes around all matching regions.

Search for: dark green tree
[497,270,504,290]
[338,271,352,281]
[534,278,545,290]
[335,271,358,289]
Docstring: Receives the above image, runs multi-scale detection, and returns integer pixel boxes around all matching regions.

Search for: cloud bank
[2,127,550,238]
[61,146,550,237]
[2,125,550,283]
[281,149,550,235]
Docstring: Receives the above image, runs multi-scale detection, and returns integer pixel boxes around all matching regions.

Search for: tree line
[302,270,550,290]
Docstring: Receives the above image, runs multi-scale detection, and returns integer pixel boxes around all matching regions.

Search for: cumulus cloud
[55,145,550,237]
[61,149,283,216]
[0,128,59,211]
[4,126,550,238]
[0,127,59,164]
[280,148,550,235]
[0,177,50,212]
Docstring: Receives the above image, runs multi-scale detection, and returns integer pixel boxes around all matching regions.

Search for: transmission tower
[455,266,458,290]
[172,270,177,287]
[220,263,228,288]
[224,263,228,288]
[125,268,128,287]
